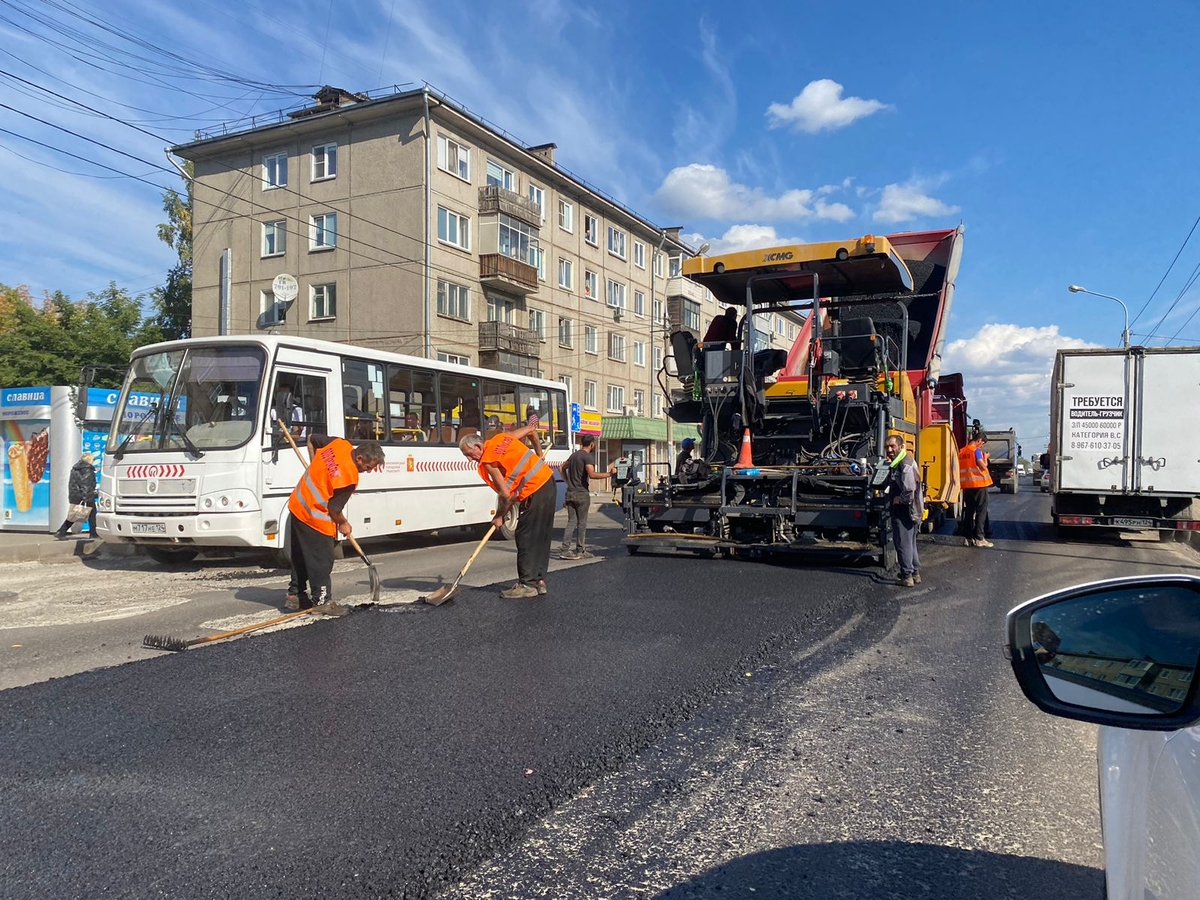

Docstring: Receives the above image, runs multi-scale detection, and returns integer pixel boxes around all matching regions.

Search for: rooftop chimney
[528,143,557,165]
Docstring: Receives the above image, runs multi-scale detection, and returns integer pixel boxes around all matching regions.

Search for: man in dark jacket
[883,435,922,586]
[55,454,97,539]
[557,434,615,560]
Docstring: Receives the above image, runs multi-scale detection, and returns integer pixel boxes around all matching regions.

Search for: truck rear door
[1135,350,1200,494]
[1058,352,1130,493]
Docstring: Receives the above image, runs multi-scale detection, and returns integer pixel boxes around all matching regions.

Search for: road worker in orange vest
[459,422,556,599]
[957,430,994,548]
[286,435,386,615]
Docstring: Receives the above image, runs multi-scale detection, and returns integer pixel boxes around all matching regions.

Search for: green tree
[150,159,193,341]
[0,282,150,388]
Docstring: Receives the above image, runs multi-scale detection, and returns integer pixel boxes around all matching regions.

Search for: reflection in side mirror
[664,357,679,378]
[1008,576,1200,731]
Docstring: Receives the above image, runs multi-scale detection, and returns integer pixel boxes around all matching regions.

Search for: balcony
[480,253,539,295]
[665,274,707,304]
[478,350,541,379]
[478,185,542,227]
[479,321,540,358]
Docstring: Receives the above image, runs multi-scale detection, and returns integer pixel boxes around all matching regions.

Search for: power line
[1129,213,1200,330]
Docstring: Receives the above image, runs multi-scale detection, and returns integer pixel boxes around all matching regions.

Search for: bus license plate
[132,522,167,535]
[1112,517,1153,528]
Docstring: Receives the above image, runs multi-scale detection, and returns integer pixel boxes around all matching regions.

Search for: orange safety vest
[288,438,360,536]
[958,443,993,490]
[478,432,552,502]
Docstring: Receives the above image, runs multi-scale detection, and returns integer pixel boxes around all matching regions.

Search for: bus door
[263,367,330,496]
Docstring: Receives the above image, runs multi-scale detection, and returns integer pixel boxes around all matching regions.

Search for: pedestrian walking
[459,422,555,598]
[55,453,97,539]
[285,435,385,615]
[883,435,922,586]
[558,434,616,560]
[958,430,994,547]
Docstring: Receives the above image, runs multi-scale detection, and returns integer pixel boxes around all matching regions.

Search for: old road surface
[2,482,1195,899]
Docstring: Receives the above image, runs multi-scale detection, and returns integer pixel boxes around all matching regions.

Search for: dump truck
[982,427,1020,494]
[1047,346,1200,538]
[625,227,964,566]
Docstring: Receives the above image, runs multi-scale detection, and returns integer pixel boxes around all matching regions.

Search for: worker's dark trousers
[962,487,990,542]
[559,490,591,552]
[891,507,920,577]
[516,479,556,586]
[290,518,336,603]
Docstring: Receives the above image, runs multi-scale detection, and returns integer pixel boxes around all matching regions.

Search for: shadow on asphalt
[652,840,1103,899]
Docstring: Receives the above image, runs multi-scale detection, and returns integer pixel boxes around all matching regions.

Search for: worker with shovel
[286,435,386,616]
[459,422,554,598]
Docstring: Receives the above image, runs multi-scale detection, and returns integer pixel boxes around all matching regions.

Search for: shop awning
[600,415,667,442]
[599,417,701,443]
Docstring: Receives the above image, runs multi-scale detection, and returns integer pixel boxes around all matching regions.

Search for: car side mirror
[1007,575,1200,731]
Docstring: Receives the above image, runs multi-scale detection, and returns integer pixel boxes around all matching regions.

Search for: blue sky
[3,0,1200,451]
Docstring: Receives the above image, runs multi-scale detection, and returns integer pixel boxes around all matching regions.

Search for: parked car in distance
[1006,575,1200,900]
[1040,470,1050,492]
[1017,463,1027,476]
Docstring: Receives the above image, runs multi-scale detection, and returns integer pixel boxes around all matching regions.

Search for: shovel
[277,420,381,603]
[421,525,496,606]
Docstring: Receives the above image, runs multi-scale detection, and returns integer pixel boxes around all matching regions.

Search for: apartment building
[172,85,718,471]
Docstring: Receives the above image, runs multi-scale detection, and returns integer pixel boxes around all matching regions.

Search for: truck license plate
[1112,517,1154,528]
[132,522,167,535]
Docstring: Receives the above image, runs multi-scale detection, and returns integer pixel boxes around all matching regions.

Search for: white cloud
[683,224,804,255]
[654,164,856,222]
[943,323,1100,450]
[766,79,891,134]
[873,181,960,224]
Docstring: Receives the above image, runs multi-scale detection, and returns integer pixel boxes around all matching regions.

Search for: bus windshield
[112,346,267,453]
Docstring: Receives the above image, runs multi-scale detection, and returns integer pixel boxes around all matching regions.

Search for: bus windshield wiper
[165,400,205,459]
[111,403,160,461]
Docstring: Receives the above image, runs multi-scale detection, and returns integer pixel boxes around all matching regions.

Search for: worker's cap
[681,437,696,449]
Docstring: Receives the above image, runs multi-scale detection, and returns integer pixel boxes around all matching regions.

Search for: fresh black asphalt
[0,550,890,899]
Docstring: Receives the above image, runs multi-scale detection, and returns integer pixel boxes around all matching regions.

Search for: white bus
[96,335,572,564]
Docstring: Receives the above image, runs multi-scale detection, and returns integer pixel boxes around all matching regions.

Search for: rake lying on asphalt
[143,609,313,652]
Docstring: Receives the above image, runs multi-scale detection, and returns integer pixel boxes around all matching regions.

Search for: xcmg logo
[762,251,793,262]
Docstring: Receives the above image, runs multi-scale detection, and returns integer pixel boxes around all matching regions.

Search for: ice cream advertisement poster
[2,418,51,527]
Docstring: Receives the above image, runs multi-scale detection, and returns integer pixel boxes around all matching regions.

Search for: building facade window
[557,258,573,290]
[669,254,683,277]
[606,279,626,311]
[486,295,515,323]
[583,380,597,410]
[311,142,337,181]
[683,299,701,331]
[607,226,626,259]
[633,340,645,367]
[653,393,663,417]
[653,346,663,372]
[653,252,663,278]
[436,279,470,321]
[634,241,646,269]
[584,324,598,354]
[262,220,286,257]
[535,247,546,282]
[633,390,645,416]
[558,199,573,233]
[584,214,599,246]
[437,135,471,181]
[634,290,645,317]
[438,351,470,366]
[653,298,665,326]
[310,213,337,250]
[529,308,547,341]
[607,384,624,412]
[311,283,336,320]
[437,206,470,250]
[498,213,538,265]
[528,184,545,220]
[584,270,598,300]
[558,374,572,399]
[263,151,287,189]
[608,332,626,362]
[486,159,516,190]
[558,316,574,348]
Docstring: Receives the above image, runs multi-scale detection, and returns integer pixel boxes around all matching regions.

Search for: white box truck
[1047,346,1200,538]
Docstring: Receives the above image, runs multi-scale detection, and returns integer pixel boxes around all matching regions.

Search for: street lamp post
[1067,285,1130,349]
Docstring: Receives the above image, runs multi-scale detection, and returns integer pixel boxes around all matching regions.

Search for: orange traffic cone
[734,428,754,469]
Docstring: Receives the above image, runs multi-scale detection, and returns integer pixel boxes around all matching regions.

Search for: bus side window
[342,358,385,441]
[438,372,480,444]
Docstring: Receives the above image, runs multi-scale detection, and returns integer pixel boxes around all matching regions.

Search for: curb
[0,539,136,566]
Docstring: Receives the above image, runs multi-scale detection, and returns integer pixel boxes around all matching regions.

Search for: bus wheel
[144,546,199,565]
[500,506,519,541]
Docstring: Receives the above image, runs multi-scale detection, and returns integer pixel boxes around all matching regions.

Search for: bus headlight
[198,489,258,512]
